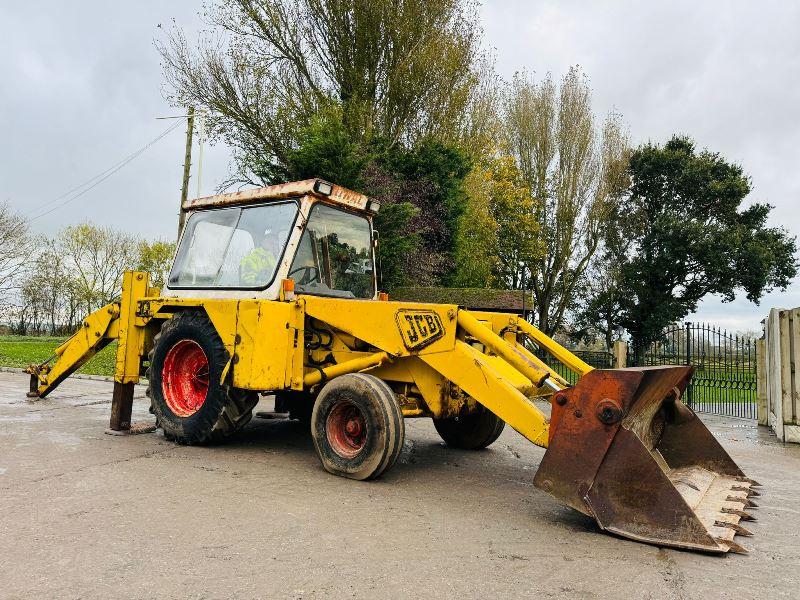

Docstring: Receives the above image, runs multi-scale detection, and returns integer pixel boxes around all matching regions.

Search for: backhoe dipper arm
[26,304,120,398]
[25,272,152,401]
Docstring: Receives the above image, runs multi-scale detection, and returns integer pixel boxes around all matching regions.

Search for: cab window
[168,202,297,288]
[289,204,374,299]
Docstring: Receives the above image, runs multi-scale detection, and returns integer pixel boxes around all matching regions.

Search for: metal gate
[539,349,613,386]
[629,322,757,420]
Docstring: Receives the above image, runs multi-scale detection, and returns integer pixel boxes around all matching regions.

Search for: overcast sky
[2,1,798,332]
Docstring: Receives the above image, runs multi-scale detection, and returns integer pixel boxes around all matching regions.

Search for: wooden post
[756,338,767,426]
[612,340,627,369]
[766,308,783,439]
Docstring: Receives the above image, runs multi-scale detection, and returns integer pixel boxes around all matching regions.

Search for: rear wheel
[311,373,404,480]
[433,406,505,450]
[147,311,258,445]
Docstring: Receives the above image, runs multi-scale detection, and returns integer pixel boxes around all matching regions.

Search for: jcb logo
[396,310,445,350]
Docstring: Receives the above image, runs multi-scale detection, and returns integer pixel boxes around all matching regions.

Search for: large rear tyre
[433,406,505,450]
[147,311,258,445]
[311,373,404,481]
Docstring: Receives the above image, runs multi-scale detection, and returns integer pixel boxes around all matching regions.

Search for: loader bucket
[533,366,758,554]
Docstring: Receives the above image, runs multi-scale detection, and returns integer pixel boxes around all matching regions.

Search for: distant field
[0,335,117,376]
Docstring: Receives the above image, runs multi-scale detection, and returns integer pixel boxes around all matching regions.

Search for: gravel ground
[1,372,798,599]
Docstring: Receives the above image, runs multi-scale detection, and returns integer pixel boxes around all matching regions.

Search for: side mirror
[372,229,380,248]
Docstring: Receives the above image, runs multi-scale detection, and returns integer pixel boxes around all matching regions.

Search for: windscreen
[288,203,374,299]
[168,201,298,289]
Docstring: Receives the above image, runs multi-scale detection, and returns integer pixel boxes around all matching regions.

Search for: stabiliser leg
[109,382,135,432]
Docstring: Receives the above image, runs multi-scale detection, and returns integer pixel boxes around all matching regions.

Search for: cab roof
[182,178,372,213]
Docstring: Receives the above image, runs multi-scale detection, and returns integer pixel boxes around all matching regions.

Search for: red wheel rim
[161,339,209,417]
[326,401,367,459]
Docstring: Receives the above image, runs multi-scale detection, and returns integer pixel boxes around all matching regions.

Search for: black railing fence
[628,322,757,420]
[537,349,613,386]
[533,322,757,420]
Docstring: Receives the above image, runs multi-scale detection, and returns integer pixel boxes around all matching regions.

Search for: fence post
[612,341,627,368]
[756,338,767,426]
[685,322,693,409]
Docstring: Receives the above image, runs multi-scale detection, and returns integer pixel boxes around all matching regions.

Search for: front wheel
[311,373,404,480]
[147,311,258,445]
[433,406,505,450]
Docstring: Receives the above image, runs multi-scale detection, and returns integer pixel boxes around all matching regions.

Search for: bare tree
[0,202,29,317]
[59,224,138,315]
[25,237,77,334]
[6,225,178,335]
[158,0,482,185]
[504,68,629,335]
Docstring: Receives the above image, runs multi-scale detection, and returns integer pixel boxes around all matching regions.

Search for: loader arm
[417,310,759,554]
[421,339,551,447]
[302,297,759,554]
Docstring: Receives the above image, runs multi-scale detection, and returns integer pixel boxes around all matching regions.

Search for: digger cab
[166,179,380,301]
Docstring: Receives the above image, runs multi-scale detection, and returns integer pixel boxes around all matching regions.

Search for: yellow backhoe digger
[26,179,759,554]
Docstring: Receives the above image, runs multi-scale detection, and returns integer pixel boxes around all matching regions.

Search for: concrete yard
[1,372,799,599]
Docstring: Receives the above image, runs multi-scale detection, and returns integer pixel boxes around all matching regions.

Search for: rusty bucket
[533,366,758,554]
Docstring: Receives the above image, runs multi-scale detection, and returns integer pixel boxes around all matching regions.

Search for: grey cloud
[1,1,797,330]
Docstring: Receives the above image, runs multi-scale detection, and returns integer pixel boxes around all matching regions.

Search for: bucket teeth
[716,538,748,554]
[726,495,759,508]
[714,520,754,537]
[735,476,762,488]
[722,507,756,521]
[732,485,760,497]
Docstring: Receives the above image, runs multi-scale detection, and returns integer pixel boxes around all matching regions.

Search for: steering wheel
[287,265,320,285]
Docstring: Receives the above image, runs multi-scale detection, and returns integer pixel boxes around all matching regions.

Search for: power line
[28,119,185,222]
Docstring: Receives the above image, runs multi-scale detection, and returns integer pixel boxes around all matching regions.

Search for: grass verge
[0,335,117,377]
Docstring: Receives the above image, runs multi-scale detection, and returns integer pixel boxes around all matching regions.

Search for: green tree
[486,154,542,289]
[282,105,370,188]
[386,139,471,261]
[137,240,178,289]
[362,140,471,289]
[453,153,543,289]
[619,136,797,353]
[272,104,472,290]
[451,166,498,287]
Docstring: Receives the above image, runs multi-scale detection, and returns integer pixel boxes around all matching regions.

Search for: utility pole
[195,108,206,200]
[178,106,195,237]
